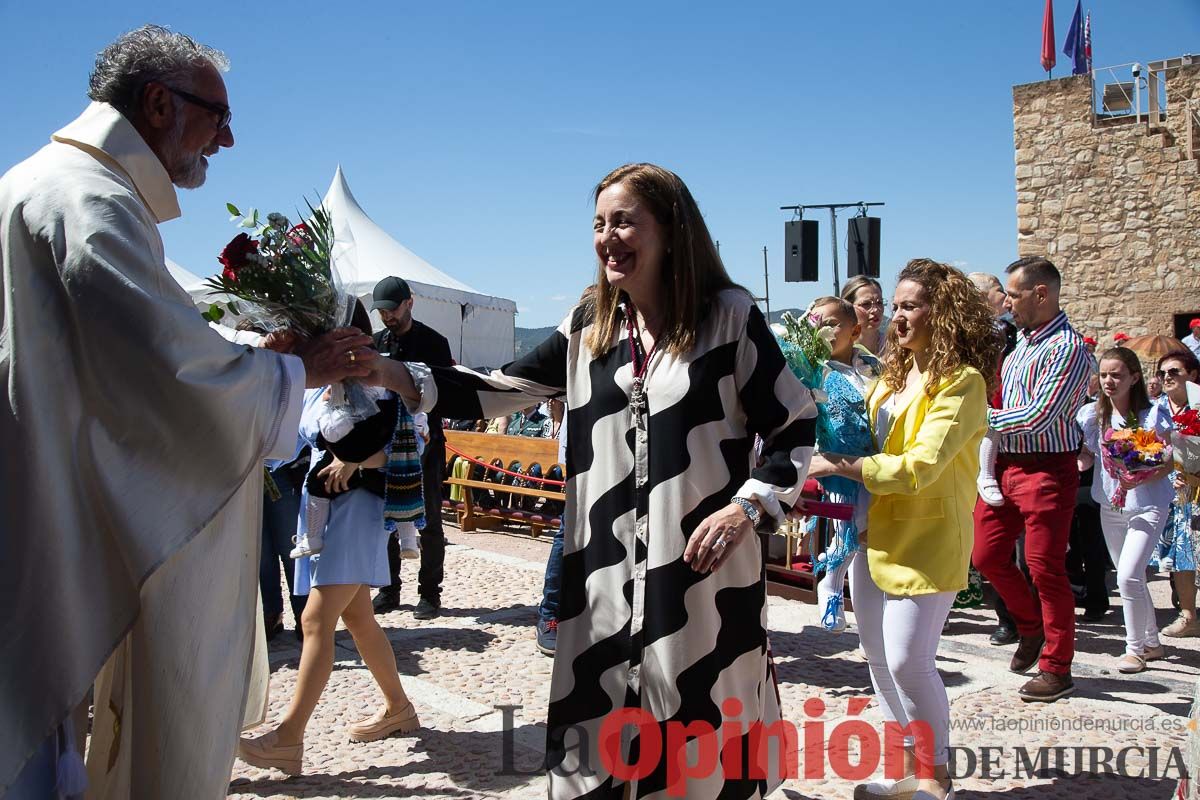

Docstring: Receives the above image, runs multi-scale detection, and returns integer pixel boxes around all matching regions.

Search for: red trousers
[972,453,1079,676]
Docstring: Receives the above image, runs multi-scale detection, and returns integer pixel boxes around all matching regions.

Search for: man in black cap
[370,276,454,619]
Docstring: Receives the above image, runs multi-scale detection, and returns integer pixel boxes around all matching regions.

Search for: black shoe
[372,590,401,614]
[989,626,1019,646]
[413,597,440,620]
[265,615,284,642]
[1080,607,1109,623]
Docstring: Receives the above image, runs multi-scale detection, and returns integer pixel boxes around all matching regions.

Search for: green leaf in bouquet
[201,305,224,323]
[226,202,241,217]
[228,300,241,316]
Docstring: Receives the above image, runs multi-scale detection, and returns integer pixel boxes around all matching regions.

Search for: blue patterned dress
[1153,397,1197,573]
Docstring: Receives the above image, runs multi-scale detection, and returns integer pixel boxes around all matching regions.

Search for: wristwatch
[731,497,762,528]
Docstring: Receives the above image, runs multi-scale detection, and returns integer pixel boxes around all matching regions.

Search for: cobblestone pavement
[230,522,1199,799]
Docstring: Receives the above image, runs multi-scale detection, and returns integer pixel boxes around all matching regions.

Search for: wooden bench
[442,430,565,538]
[764,486,853,611]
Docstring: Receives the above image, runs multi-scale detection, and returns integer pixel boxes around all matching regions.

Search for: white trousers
[1099,505,1166,656]
[850,550,956,765]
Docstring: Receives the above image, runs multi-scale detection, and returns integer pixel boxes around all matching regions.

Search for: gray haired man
[0,25,373,797]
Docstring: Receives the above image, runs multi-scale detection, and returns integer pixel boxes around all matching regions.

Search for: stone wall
[1012,64,1200,343]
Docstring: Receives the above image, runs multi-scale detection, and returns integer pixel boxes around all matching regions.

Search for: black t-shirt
[373,319,454,440]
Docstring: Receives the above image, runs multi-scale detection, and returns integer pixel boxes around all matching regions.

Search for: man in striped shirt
[972,257,1093,703]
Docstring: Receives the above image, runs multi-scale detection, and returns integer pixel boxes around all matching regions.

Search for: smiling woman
[370,162,819,799]
[805,259,997,799]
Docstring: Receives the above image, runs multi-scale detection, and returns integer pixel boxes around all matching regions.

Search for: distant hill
[514,306,806,359]
[514,325,559,359]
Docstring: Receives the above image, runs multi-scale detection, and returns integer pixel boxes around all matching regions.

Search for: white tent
[165,257,207,299]
[321,167,517,368]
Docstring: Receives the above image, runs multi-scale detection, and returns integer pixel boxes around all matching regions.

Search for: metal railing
[1090,62,1167,125]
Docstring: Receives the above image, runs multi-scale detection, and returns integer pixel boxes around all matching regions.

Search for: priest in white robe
[0,26,376,798]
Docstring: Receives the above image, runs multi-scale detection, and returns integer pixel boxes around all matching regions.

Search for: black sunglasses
[164,86,231,129]
[1158,367,1185,379]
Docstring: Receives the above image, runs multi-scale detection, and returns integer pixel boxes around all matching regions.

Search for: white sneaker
[854,774,919,799]
[398,527,420,560]
[289,531,324,559]
[977,476,1004,507]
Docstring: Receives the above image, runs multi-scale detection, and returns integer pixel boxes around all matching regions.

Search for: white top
[1183,332,1200,361]
[1076,401,1174,511]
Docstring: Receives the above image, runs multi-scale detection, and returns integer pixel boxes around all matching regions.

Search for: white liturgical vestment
[0,102,304,797]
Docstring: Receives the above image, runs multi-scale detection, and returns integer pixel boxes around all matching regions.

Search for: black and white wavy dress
[410,288,816,798]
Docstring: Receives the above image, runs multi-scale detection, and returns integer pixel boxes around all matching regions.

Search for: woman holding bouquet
[1155,350,1200,639]
[807,259,1000,800]
[370,162,818,798]
[1076,347,1176,673]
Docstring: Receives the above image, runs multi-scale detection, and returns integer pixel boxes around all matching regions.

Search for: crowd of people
[3,23,1199,800]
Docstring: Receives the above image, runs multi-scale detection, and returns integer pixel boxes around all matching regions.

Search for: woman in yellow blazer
[808,259,1001,800]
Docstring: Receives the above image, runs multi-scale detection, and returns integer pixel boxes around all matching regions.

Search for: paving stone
[232,520,1198,799]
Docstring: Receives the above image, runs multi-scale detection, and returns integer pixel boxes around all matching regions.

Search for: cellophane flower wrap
[204,201,378,423]
[1171,408,1200,503]
[771,310,858,629]
[771,310,833,395]
[1099,424,1172,509]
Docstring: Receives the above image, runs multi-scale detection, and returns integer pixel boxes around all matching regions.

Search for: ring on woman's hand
[348,349,356,364]
[715,535,730,549]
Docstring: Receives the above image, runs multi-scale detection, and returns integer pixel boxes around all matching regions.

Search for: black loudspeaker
[784,220,819,282]
[846,217,881,278]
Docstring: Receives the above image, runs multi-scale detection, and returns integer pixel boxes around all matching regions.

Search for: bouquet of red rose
[205,201,378,421]
[1171,408,1200,504]
[1099,425,1172,509]
[204,201,344,331]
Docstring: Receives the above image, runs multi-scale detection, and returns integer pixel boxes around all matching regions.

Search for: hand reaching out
[296,327,377,389]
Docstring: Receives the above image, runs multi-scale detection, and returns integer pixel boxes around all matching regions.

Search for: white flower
[770,323,787,337]
[817,326,837,345]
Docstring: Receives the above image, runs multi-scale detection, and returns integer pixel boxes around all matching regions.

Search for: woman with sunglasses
[1155,350,1200,639]
[841,276,888,355]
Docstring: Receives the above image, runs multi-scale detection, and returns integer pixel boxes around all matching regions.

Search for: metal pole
[829,207,841,297]
[762,246,771,321]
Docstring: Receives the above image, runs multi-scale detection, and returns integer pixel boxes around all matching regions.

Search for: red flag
[1084,12,1092,71]
[1041,0,1057,72]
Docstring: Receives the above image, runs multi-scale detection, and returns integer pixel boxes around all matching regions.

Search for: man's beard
[162,114,208,189]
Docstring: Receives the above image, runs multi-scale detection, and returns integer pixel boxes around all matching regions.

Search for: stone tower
[1012,59,1200,343]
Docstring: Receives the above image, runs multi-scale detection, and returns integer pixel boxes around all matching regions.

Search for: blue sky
[2,1,1197,327]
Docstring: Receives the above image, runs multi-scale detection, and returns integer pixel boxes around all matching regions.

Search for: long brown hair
[1095,347,1151,429]
[584,163,739,357]
[881,258,1002,396]
[840,275,882,305]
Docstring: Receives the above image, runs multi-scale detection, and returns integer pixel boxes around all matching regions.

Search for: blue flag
[1063,1,1088,75]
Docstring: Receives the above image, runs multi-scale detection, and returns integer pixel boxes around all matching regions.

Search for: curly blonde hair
[881,258,1002,397]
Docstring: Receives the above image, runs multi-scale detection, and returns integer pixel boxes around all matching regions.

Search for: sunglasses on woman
[1157,367,1185,379]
